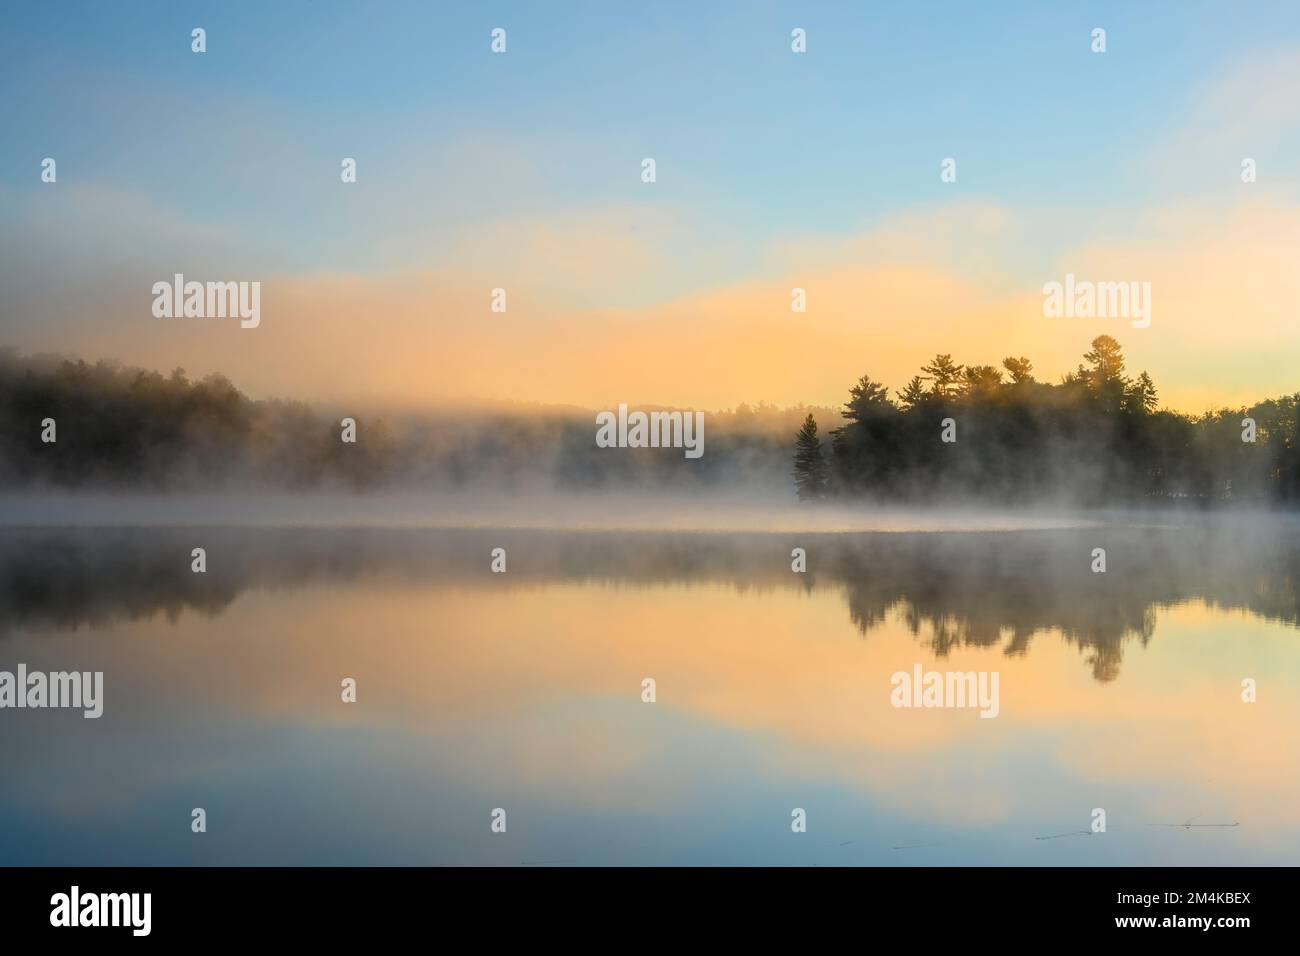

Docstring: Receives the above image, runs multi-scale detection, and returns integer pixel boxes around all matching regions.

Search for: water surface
[0,518,1296,865]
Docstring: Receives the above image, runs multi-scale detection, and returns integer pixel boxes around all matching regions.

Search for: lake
[0,514,1296,865]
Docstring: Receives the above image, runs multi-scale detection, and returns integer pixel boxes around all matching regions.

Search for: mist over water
[1,513,1295,864]
[0,489,1156,532]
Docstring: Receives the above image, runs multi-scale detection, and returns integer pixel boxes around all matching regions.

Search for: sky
[2,1,1300,412]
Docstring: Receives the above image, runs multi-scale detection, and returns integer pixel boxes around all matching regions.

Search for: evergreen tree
[792,413,830,500]
[962,365,1004,397]
[1083,334,1128,412]
[1125,371,1158,414]
[897,376,928,409]
[1002,356,1034,384]
[843,374,893,423]
[1083,335,1126,383]
[801,335,1299,505]
[921,354,965,397]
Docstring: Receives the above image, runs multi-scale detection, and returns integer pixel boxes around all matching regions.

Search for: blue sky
[6,1,1299,260]
[3,2,1300,408]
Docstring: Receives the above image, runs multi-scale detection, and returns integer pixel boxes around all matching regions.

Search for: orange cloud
[23,191,1300,412]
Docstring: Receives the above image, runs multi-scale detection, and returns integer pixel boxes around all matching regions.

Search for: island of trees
[793,335,1300,505]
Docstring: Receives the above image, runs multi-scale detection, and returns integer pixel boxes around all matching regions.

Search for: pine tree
[792,413,830,500]
[921,354,965,397]
[843,374,893,423]
[1124,370,1158,414]
[962,365,1004,396]
[1084,334,1128,412]
[1002,356,1034,384]
[897,376,928,409]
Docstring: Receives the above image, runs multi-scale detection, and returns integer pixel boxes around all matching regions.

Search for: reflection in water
[0,519,1297,865]
[2,522,1298,682]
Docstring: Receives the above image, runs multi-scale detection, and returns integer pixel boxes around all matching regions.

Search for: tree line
[0,349,395,489]
[793,335,1300,505]
[0,348,833,491]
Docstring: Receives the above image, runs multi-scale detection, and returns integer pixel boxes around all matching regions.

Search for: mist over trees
[0,348,834,492]
[5,338,1296,505]
[0,348,396,489]
[792,335,1300,505]
[792,414,830,500]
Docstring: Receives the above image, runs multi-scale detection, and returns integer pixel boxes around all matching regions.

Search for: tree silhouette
[896,376,928,409]
[792,414,830,500]
[921,354,964,397]
[1125,371,1158,415]
[797,335,1300,505]
[962,365,1003,397]
[1002,356,1034,384]
[1084,335,1125,382]
[843,374,893,423]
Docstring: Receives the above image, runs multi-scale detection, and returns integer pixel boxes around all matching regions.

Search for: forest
[793,335,1300,504]
[0,347,824,491]
[3,337,1296,505]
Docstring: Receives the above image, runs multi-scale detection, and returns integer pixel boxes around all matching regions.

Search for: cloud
[11,32,1300,415]
[1147,43,1300,197]
[8,188,1300,411]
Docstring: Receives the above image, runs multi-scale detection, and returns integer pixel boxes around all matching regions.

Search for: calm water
[1,518,1297,865]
